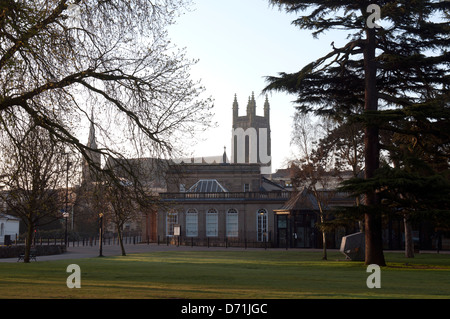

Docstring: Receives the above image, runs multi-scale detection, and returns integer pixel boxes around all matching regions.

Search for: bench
[17,250,37,262]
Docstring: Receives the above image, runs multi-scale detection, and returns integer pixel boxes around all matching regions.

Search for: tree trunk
[315,192,327,260]
[98,214,104,257]
[404,212,414,258]
[24,221,34,263]
[364,207,385,265]
[322,230,327,260]
[363,26,386,266]
[319,212,327,260]
[117,226,126,256]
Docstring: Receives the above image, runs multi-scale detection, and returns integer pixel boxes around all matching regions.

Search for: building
[153,161,357,248]
[274,189,356,248]
[143,93,286,245]
[0,213,19,245]
[142,93,360,248]
[156,162,289,246]
[265,167,295,190]
[90,92,448,251]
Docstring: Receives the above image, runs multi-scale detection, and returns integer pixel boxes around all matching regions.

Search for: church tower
[82,109,101,184]
[231,92,272,174]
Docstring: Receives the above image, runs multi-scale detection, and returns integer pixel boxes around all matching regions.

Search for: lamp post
[99,213,104,257]
[62,211,69,246]
[64,152,70,247]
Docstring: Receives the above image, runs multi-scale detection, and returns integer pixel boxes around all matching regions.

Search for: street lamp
[99,213,104,257]
[62,211,69,247]
[64,152,71,247]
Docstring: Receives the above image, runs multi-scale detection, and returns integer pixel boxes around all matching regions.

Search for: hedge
[0,245,67,258]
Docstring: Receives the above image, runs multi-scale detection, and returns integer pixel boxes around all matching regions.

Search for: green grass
[1,250,449,299]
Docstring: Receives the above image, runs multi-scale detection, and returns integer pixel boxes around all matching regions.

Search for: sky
[168,0,346,172]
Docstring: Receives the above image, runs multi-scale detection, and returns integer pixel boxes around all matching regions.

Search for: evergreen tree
[265,0,449,265]
[373,97,449,256]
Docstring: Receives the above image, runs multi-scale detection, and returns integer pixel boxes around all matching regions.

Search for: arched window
[257,209,268,242]
[226,209,238,237]
[185,209,198,237]
[206,209,218,237]
[166,211,178,237]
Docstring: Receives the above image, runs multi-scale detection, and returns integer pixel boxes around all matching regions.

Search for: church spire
[264,95,270,120]
[87,108,97,150]
[247,91,256,117]
[222,146,228,164]
[233,94,238,107]
[82,108,101,185]
[232,94,239,122]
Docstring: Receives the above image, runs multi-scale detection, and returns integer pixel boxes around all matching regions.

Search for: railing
[156,231,274,249]
[9,235,143,247]
[160,191,291,201]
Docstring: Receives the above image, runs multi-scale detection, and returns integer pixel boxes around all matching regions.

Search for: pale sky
[168,0,346,172]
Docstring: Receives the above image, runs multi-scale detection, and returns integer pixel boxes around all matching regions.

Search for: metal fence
[155,232,274,249]
[8,234,144,247]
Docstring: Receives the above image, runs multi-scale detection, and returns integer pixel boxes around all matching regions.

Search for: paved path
[0,243,294,263]
[1,244,447,263]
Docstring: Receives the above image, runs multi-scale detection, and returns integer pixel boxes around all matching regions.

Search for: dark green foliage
[265,1,449,119]
[265,0,449,263]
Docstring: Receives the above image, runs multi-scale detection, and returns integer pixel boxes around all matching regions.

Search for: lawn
[1,250,449,299]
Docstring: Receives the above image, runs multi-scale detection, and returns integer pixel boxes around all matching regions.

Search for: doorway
[294,212,316,248]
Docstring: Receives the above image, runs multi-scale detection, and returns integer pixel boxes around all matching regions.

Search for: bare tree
[0,0,213,180]
[316,121,365,231]
[92,157,161,256]
[0,114,77,262]
[97,181,144,256]
[290,113,337,260]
